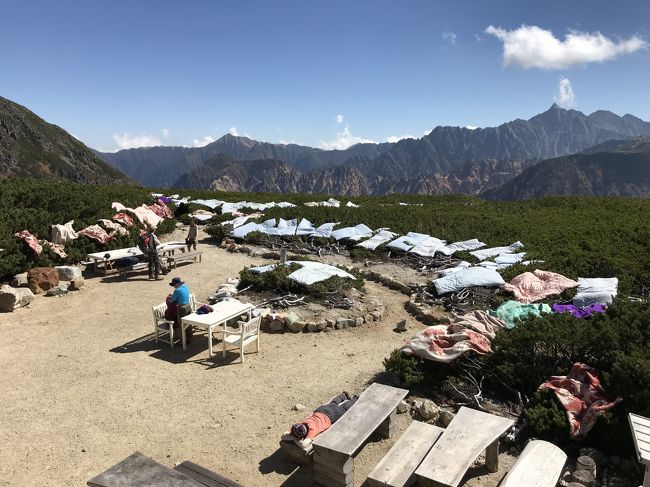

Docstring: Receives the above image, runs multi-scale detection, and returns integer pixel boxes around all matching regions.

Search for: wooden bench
[173,461,243,487]
[312,383,409,487]
[414,406,514,487]
[499,440,567,487]
[629,413,650,487]
[367,421,443,487]
[167,251,203,269]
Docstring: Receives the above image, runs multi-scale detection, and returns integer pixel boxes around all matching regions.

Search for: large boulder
[27,267,60,294]
[55,266,82,281]
[0,285,35,312]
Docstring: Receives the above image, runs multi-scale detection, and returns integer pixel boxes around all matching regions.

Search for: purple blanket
[551,303,606,319]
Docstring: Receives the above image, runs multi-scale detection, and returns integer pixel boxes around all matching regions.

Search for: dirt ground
[0,229,516,486]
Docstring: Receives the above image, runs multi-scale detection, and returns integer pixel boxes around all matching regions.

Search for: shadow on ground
[258,449,312,487]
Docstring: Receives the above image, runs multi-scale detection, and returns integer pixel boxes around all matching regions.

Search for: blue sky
[2,0,649,152]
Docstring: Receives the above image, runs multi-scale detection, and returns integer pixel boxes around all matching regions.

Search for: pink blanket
[402,311,506,362]
[149,200,173,218]
[502,269,578,304]
[98,219,128,236]
[112,212,134,227]
[79,225,112,244]
[15,230,43,255]
[539,362,621,440]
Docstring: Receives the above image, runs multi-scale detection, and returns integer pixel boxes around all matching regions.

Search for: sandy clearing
[0,230,514,486]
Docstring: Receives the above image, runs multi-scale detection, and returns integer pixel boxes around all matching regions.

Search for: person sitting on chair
[168,276,193,342]
[281,392,358,449]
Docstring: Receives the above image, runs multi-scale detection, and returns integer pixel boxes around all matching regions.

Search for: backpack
[138,233,152,254]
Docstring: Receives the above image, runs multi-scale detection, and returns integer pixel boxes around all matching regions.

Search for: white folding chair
[221,316,261,363]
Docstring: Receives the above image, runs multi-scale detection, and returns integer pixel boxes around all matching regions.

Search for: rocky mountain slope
[173,154,532,196]
[97,134,393,188]
[484,138,650,200]
[99,104,650,193]
[0,96,132,184]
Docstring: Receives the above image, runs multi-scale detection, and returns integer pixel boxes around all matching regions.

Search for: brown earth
[0,229,516,486]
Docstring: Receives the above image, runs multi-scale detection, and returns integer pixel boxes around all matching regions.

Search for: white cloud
[442,32,457,45]
[228,127,239,136]
[385,134,415,143]
[112,132,162,150]
[485,24,647,69]
[554,77,576,108]
[465,125,479,130]
[336,114,344,124]
[320,121,376,150]
[161,128,170,137]
[192,136,215,147]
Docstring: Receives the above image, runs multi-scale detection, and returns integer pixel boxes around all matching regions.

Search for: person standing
[168,276,193,343]
[141,227,162,280]
[185,219,198,251]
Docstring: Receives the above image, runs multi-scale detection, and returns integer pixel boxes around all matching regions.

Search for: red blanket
[539,362,621,440]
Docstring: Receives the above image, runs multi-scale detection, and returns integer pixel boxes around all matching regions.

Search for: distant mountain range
[96,103,650,195]
[0,96,132,184]
[485,138,650,200]
[3,93,650,199]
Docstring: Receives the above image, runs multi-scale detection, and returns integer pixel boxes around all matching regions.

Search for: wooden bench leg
[485,439,499,473]
[314,449,353,487]
[644,465,650,487]
[375,409,397,439]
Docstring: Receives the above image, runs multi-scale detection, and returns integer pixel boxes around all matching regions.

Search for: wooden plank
[414,407,514,487]
[312,383,408,457]
[173,462,243,487]
[87,451,202,487]
[367,421,443,487]
[630,413,650,465]
[499,440,567,487]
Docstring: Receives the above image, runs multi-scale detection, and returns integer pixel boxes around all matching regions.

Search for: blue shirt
[170,284,190,305]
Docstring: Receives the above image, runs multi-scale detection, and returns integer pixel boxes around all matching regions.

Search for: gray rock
[418,399,439,421]
[395,319,407,332]
[401,286,413,295]
[269,320,285,332]
[370,310,383,321]
[364,313,375,323]
[355,316,364,327]
[0,285,35,312]
[336,318,354,329]
[316,321,328,331]
[397,400,409,414]
[286,320,305,333]
[438,410,455,427]
[307,322,319,333]
[11,272,28,288]
[579,448,607,467]
[46,283,69,297]
[576,456,597,479]
[326,318,336,328]
[56,266,82,281]
[292,404,306,411]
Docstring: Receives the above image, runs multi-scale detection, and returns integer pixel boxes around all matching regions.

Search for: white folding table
[180,300,253,356]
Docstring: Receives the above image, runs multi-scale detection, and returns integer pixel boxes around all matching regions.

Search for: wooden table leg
[208,326,213,357]
[485,439,499,473]
[181,322,187,351]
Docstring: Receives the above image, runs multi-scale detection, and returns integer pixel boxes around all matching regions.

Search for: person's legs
[153,253,162,279]
[192,239,197,250]
[147,254,155,280]
[328,393,349,406]
[186,238,191,252]
[176,304,193,343]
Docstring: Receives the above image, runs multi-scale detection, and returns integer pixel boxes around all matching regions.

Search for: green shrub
[383,349,426,386]
[238,262,364,296]
[205,224,225,244]
[523,390,570,442]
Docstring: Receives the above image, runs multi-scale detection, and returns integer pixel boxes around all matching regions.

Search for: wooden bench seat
[499,440,566,487]
[312,383,409,487]
[167,251,203,269]
[173,461,243,487]
[415,406,514,487]
[367,421,443,487]
[629,413,650,487]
